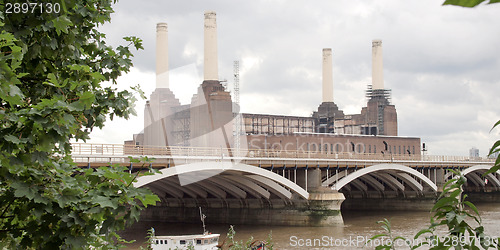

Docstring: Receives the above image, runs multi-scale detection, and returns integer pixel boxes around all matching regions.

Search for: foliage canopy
[0,0,158,248]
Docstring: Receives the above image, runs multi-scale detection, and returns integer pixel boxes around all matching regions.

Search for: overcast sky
[87,0,500,157]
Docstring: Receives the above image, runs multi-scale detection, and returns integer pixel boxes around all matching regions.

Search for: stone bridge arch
[135,161,309,208]
[324,164,437,197]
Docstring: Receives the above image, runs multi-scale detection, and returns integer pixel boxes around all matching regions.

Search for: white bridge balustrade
[70,143,494,164]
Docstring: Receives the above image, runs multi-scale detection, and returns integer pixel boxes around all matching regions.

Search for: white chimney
[156,23,169,88]
[204,11,218,81]
[322,48,334,102]
[372,39,384,90]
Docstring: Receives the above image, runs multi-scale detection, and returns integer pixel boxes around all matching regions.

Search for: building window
[374,145,376,154]
[369,145,371,153]
[394,146,396,154]
[403,146,406,154]
[336,143,340,153]
[413,146,415,154]
[324,144,328,153]
[311,143,316,152]
[399,146,401,154]
[331,144,334,154]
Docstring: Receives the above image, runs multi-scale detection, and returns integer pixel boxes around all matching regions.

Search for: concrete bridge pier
[294,167,345,226]
[432,168,446,192]
[437,168,446,191]
[296,167,322,191]
[306,187,345,225]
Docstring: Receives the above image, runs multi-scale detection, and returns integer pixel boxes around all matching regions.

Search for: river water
[121,202,500,249]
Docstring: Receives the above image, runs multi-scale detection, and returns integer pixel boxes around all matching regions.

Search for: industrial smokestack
[156,23,169,88]
[322,48,334,102]
[204,11,218,81]
[372,39,384,90]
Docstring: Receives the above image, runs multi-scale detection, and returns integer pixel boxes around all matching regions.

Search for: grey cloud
[93,0,500,156]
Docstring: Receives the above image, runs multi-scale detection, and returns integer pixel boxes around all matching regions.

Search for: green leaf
[455,214,466,224]
[4,134,21,144]
[52,16,73,35]
[31,151,48,163]
[44,73,66,87]
[11,182,36,200]
[123,36,144,50]
[131,84,146,100]
[448,188,461,198]
[138,193,160,207]
[484,164,500,175]
[464,201,480,215]
[445,211,456,222]
[9,84,24,98]
[90,72,106,83]
[4,85,25,106]
[94,196,118,209]
[78,91,96,106]
[432,197,456,211]
[487,140,500,156]
[68,101,84,111]
[491,120,500,132]
[443,0,486,7]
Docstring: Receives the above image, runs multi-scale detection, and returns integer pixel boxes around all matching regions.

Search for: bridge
[71,143,496,226]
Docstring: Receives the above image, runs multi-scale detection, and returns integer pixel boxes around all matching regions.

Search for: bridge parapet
[71,143,494,164]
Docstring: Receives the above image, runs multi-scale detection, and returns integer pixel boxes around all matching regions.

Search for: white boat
[150,207,220,250]
[151,233,220,250]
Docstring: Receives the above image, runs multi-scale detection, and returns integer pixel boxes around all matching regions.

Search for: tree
[0,0,159,248]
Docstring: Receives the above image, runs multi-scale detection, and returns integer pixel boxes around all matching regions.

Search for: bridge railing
[72,143,232,157]
[72,143,124,155]
[244,149,492,162]
[71,143,495,163]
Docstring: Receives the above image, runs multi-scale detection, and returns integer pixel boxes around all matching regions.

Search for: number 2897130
[5,2,61,14]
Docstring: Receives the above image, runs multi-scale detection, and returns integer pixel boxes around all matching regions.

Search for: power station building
[126,11,420,156]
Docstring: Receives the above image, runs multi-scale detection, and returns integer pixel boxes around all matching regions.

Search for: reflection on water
[121,203,500,249]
